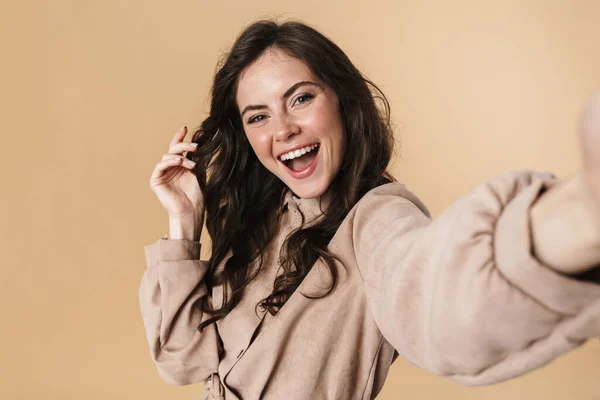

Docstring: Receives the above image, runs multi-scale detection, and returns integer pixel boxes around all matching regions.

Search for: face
[236,47,346,199]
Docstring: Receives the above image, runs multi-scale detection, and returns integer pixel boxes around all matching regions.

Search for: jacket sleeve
[351,169,600,386]
[139,238,221,385]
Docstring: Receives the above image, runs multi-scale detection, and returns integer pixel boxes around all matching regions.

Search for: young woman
[139,20,600,399]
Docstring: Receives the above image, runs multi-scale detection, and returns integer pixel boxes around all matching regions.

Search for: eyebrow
[239,81,322,120]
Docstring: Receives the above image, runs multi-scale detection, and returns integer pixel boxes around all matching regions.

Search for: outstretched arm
[351,88,600,386]
[353,169,599,386]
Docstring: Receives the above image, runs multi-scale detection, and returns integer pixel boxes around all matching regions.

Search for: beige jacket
[139,169,600,399]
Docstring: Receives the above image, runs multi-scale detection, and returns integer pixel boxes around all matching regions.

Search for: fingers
[169,126,188,148]
[579,88,600,138]
[168,141,199,155]
[579,88,600,171]
[149,156,196,188]
[160,153,198,164]
[149,126,198,189]
[167,125,199,155]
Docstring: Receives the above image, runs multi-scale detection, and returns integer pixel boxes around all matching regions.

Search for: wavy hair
[187,20,397,331]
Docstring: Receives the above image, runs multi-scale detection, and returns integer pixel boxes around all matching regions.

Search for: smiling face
[235,47,346,199]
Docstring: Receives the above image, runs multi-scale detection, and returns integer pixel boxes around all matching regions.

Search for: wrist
[168,210,204,242]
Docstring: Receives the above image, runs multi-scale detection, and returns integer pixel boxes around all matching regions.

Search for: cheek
[319,106,345,147]
[246,132,273,161]
[316,103,343,135]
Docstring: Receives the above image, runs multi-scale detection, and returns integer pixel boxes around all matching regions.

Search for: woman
[139,20,600,399]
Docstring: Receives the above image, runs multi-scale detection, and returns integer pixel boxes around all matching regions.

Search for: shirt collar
[282,187,330,224]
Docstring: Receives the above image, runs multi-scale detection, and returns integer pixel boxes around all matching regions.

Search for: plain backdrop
[2,0,599,399]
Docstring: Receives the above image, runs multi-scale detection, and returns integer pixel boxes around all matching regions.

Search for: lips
[276,142,320,160]
[278,145,320,179]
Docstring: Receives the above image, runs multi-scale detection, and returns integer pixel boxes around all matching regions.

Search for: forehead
[236,48,317,106]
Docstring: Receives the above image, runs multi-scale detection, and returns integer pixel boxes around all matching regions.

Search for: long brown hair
[187,19,397,331]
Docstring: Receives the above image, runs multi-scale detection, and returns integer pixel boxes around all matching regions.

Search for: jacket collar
[282,187,329,225]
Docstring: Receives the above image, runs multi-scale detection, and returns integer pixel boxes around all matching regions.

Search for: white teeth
[280,144,318,161]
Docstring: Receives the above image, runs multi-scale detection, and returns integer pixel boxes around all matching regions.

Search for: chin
[291,187,323,199]
[285,178,331,199]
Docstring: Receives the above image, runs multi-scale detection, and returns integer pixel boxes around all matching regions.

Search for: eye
[248,114,267,124]
[293,93,314,106]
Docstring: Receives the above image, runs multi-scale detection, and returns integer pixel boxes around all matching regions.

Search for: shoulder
[353,182,432,220]
[353,169,560,222]
[342,182,432,254]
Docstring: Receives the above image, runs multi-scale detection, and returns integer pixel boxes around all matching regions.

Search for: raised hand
[531,87,600,275]
[579,88,600,213]
[149,126,204,219]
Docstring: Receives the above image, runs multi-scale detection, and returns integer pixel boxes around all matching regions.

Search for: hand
[579,87,600,213]
[149,126,204,218]
[530,88,600,274]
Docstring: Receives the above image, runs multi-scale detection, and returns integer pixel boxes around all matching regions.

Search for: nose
[273,113,300,142]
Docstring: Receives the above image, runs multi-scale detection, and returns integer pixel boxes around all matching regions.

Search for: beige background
[2,0,599,399]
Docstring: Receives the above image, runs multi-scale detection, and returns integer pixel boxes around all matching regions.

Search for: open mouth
[278,143,320,179]
[280,143,320,172]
